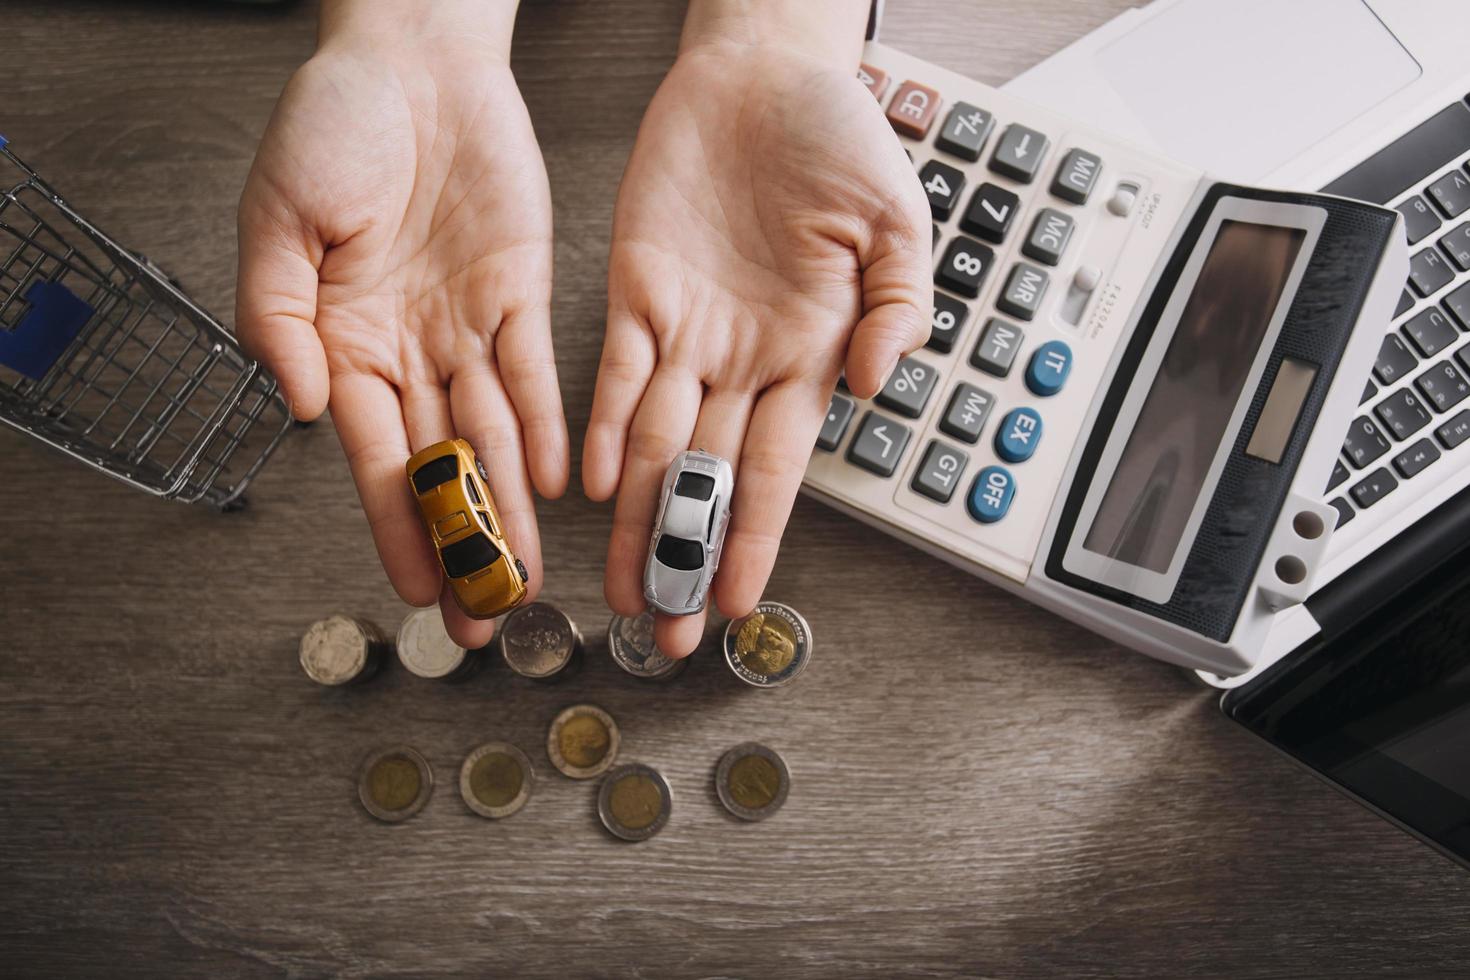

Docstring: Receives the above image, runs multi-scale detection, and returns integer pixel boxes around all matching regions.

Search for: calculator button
[887,80,942,139]
[1374,387,1433,439]
[1024,341,1072,398]
[997,263,1049,321]
[928,292,969,354]
[1328,497,1354,528]
[1350,467,1398,509]
[989,124,1049,184]
[911,440,970,503]
[1402,307,1458,356]
[1342,416,1391,468]
[1392,438,1441,479]
[919,160,965,221]
[1051,149,1102,204]
[995,407,1042,463]
[934,102,994,162]
[959,183,1019,244]
[816,393,854,452]
[1372,332,1417,385]
[857,63,889,101]
[1445,280,1470,329]
[971,318,1024,377]
[1022,208,1074,266]
[1408,247,1454,297]
[1415,361,1470,412]
[1441,223,1470,271]
[935,236,995,298]
[846,411,912,477]
[966,465,1016,524]
[874,356,938,419]
[1427,169,1470,217]
[1396,195,1442,245]
[939,383,995,444]
[1436,408,1470,449]
[1326,458,1350,492]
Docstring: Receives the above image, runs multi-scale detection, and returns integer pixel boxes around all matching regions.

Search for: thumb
[843,216,933,400]
[236,188,329,421]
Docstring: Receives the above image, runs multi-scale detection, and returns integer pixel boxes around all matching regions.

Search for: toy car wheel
[475,457,490,482]
[515,558,528,582]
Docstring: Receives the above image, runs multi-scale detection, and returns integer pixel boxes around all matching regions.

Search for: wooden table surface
[2,1,1466,977]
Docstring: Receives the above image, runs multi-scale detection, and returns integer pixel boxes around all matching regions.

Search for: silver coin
[498,602,582,681]
[459,741,534,820]
[596,763,673,841]
[357,745,433,823]
[607,612,687,681]
[396,607,475,681]
[714,742,790,821]
[722,601,812,688]
[299,615,383,686]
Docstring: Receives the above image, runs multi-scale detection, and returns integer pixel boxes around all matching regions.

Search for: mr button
[995,407,1042,463]
[967,465,1016,524]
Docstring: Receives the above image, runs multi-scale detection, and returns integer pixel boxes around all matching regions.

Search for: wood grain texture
[1,1,1467,977]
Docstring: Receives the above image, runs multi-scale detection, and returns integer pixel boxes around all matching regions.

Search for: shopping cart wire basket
[0,134,291,509]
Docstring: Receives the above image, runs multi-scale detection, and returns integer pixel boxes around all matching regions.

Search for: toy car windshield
[655,534,704,571]
[673,471,715,500]
[441,532,502,577]
[411,455,458,494]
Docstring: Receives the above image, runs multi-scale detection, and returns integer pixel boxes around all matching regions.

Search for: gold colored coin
[734,612,797,676]
[714,742,790,821]
[357,746,433,823]
[608,773,662,831]
[546,704,621,779]
[469,752,524,808]
[727,754,781,810]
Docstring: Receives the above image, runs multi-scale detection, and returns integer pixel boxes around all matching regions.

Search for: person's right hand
[236,0,566,649]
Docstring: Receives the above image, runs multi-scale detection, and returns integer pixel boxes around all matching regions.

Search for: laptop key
[1326,458,1351,493]
[1324,103,1470,205]
[1051,149,1102,204]
[928,292,969,354]
[1394,289,1416,318]
[1349,467,1399,509]
[1342,416,1392,468]
[971,318,1024,377]
[1446,280,1470,329]
[960,183,1019,244]
[935,236,994,298]
[939,382,995,444]
[1435,408,1470,449]
[1402,307,1459,357]
[989,123,1049,183]
[1441,224,1470,271]
[1392,438,1442,479]
[919,160,966,221]
[934,102,994,162]
[1396,195,1443,245]
[816,393,855,452]
[911,440,969,503]
[1428,169,1470,217]
[1022,208,1075,266]
[1375,387,1434,439]
[1362,379,1377,405]
[1415,361,1470,411]
[1373,332,1418,385]
[846,411,912,477]
[1409,247,1454,297]
[1328,497,1355,528]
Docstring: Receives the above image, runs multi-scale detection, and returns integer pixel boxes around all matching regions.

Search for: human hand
[237,0,566,648]
[583,1,931,656]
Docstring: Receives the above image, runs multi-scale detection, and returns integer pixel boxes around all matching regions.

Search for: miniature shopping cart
[0,135,291,509]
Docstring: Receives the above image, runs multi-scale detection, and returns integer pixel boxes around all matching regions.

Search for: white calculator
[801,42,1409,677]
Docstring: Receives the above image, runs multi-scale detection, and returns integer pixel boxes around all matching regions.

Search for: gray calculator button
[996,262,1050,321]
[989,124,1049,184]
[816,393,855,452]
[939,383,995,444]
[970,318,1024,377]
[1051,149,1102,204]
[874,355,939,419]
[846,411,912,477]
[911,440,970,503]
[934,102,994,162]
[1022,208,1074,266]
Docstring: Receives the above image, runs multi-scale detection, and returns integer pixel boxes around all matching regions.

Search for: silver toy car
[644,449,734,616]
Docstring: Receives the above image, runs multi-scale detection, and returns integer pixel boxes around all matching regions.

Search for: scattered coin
[498,602,583,681]
[459,741,534,820]
[299,615,387,686]
[397,606,482,681]
[715,742,790,821]
[357,745,433,823]
[723,601,812,688]
[607,611,687,681]
[597,763,673,841]
[546,704,620,779]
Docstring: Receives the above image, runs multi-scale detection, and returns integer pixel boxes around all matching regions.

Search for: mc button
[967,465,1016,524]
[995,407,1042,463]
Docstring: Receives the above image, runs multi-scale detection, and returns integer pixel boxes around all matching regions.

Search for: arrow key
[846,410,913,478]
[989,123,1050,184]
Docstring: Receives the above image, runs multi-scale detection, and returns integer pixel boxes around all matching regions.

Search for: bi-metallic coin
[299,615,387,686]
[715,742,790,821]
[596,763,673,841]
[357,745,433,823]
[459,741,534,819]
[723,601,812,688]
[546,703,620,779]
[607,611,687,681]
[498,602,583,681]
[397,606,481,681]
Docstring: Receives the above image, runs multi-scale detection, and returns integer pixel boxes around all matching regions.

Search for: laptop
[1003,0,1470,868]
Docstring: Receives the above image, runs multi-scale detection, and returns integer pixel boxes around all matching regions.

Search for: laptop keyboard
[1323,97,1470,532]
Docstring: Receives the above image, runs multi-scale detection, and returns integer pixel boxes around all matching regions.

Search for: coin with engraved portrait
[498,602,583,681]
[607,611,687,681]
[299,615,387,686]
[546,704,620,779]
[715,742,790,821]
[597,763,673,841]
[397,606,482,682]
[723,601,811,687]
[357,745,433,823]
[459,741,534,819]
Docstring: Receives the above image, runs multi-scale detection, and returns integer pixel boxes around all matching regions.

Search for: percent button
[875,356,939,418]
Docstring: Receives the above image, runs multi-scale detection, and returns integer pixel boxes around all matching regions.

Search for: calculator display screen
[1083,221,1306,574]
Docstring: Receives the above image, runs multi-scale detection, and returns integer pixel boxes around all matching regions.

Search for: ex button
[967,465,1016,524]
[995,407,1042,463]
[1024,340,1072,397]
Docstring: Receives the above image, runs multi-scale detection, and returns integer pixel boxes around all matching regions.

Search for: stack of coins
[607,611,687,681]
[357,745,434,823]
[499,603,583,682]
[596,763,673,841]
[723,602,812,688]
[546,704,620,779]
[459,742,534,819]
[397,606,483,682]
[714,742,790,821]
[300,615,389,686]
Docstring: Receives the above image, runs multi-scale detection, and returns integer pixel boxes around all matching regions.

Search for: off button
[967,465,1015,524]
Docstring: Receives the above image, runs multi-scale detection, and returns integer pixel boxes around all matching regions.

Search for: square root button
[846,411,912,477]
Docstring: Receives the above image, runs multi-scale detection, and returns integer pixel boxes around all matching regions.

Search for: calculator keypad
[935,237,995,298]
[935,103,995,162]
[990,124,1050,183]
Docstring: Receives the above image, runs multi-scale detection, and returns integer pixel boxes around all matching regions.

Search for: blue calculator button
[995,407,1042,463]
[967,465,1015,523]
[1024,340,1072,397]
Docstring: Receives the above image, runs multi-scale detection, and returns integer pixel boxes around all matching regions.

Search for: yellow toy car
[406,438,529,619]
